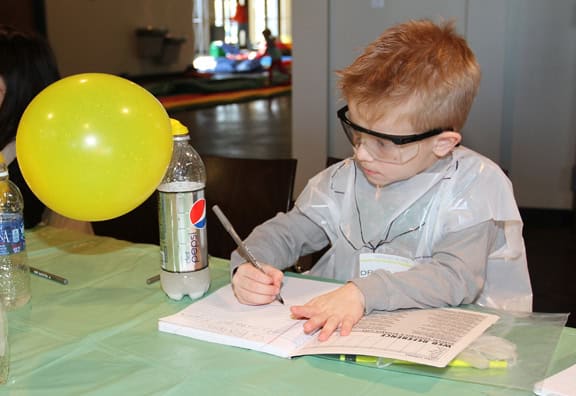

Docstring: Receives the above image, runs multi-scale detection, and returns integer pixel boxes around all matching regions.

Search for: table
[4,226,576,395]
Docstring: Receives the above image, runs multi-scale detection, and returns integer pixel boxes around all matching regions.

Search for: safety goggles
[337,105,452,164]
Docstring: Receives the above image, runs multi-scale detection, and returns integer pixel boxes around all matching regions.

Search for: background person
[0,24,93,233]
[261,28,290,85]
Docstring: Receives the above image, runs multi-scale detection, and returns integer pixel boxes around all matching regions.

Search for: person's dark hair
[0,24,60,149]
[0,25,60,228]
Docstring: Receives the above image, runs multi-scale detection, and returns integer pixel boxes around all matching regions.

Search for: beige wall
[44,0,195,77]
[291,0,328,195]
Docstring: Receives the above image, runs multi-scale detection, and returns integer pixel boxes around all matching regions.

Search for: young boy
[230,19,532,341]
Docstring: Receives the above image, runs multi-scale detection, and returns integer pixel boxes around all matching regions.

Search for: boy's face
[346,103,458,187]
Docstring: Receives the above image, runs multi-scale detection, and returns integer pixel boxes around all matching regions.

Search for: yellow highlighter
[339,355,508,369]
[446,359,508,369]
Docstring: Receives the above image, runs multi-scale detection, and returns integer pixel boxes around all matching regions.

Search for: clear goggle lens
[349,130,420,164]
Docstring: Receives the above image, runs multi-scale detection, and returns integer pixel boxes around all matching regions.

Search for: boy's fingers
[237,264,274,285]
[233,280,278,305]
[290,304,317,319]
[317,316,340,341]
[340,317,355,337]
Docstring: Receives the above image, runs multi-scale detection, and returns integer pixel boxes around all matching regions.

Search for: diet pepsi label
[159,187,208,272]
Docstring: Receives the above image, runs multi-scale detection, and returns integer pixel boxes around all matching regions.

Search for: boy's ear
[432,131,461,157]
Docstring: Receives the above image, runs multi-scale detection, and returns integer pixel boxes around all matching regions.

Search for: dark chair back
[92,192,159,245]
[326,156,343,167]
[94,155,297,260]
[203,155,297,259]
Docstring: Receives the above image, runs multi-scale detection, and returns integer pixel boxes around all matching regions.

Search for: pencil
[146,274,160,285]
[212,205,285,304]
[29,266,68,285]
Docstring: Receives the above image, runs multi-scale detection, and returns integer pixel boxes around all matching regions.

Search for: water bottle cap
[170,118,189,136]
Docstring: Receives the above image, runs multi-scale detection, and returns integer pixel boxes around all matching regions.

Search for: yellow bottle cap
[170,118,189,136]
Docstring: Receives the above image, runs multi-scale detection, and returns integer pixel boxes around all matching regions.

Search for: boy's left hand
[290,282,365,341]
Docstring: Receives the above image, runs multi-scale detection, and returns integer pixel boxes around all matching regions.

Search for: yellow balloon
[16,73,173,221]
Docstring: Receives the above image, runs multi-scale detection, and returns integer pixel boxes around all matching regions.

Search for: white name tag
[359,253,416,278]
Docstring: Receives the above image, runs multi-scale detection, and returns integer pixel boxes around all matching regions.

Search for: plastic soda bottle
[0,154,30,309]
[158,119,210,300]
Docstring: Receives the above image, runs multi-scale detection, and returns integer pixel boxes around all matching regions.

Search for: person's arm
[290,220,498,341]
[230,208,330,305]
[230,208,329,272]
[353,220,498,313]
[42,208,94,234]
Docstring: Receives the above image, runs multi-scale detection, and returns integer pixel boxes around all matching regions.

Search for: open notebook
[158,276,499,368]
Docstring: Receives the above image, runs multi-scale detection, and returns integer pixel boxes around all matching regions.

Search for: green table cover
[3,226,574,395]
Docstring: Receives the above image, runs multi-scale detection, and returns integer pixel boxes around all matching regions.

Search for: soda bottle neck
[173,134,190,142]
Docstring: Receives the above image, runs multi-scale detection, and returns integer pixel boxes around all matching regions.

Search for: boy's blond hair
[338,19,480,131]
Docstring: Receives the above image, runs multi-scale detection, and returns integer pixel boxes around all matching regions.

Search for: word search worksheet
[159,276,499,367]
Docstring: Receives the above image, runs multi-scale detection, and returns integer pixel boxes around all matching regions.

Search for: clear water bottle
[158,119,210,300]
[0,302,8,383]
[0,154,30,310]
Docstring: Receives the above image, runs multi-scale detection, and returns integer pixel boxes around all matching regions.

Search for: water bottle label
[0,217,25,256]
[159,189,208,272]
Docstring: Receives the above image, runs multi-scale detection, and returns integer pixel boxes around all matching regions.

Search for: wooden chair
[92,192,159,244]
[326,156,344,167]
[203,155,297,259]
[94,156,297,260]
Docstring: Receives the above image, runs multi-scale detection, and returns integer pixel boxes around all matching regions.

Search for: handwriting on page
[159,277,343,357]
[170,286,296,344]
[177,275,338,343]
[177,309,297,343]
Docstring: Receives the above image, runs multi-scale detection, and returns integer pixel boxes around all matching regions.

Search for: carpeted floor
[157,84,291,111]
[131,71,291,112]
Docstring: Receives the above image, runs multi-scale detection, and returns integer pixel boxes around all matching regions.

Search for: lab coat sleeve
[229,207,330,274]
[351,220,499,313]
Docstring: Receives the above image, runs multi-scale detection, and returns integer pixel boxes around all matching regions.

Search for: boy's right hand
[231,262,284,305]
